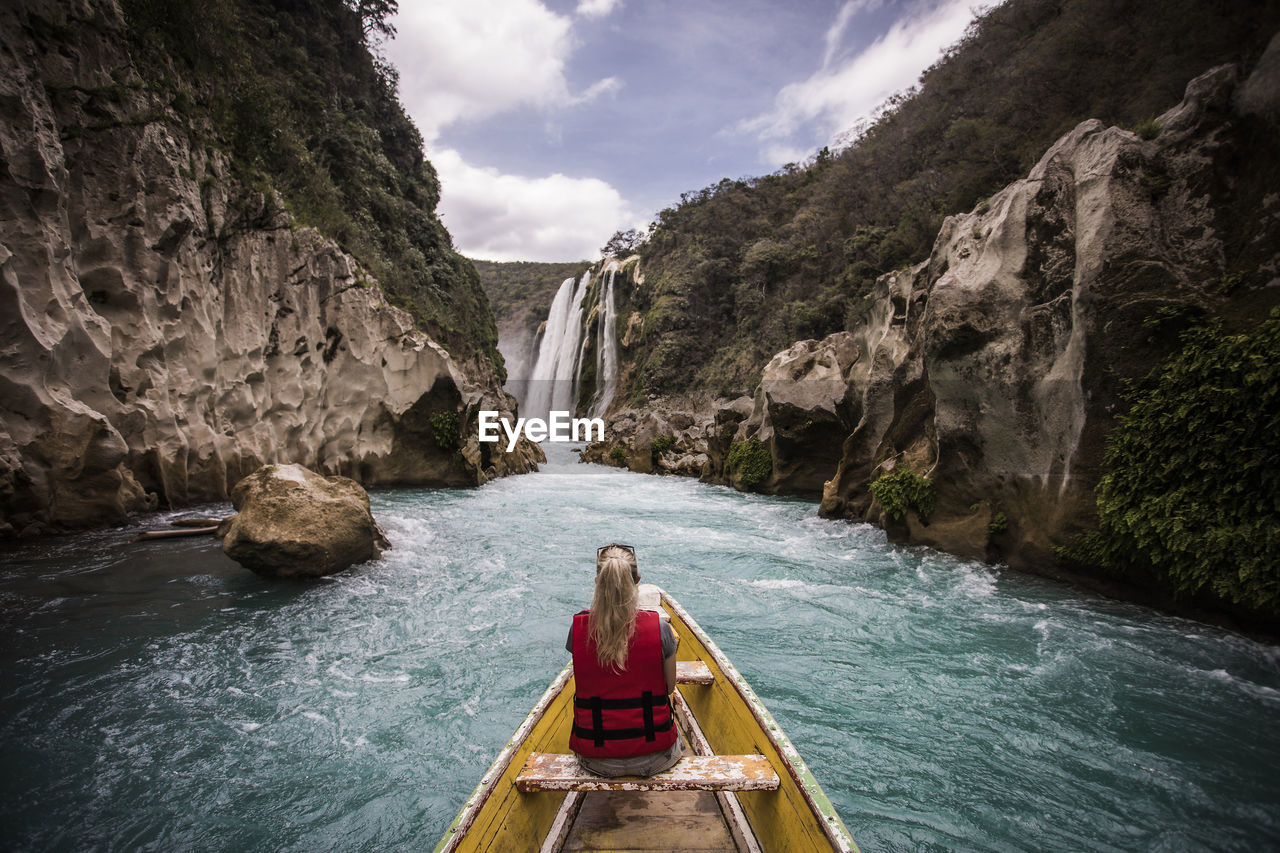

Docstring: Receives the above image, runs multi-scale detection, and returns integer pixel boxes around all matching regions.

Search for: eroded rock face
[816,58,1280,571]
[706,334,864,495]
[579,396,723,476]
[218,464,389,578]
[0,1,537,535]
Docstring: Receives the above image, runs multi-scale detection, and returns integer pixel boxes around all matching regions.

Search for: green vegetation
[1217,270,1249,296]
[473,260,593,324]
[989,512,1008,534]
[429,411,460,450]
[651,436,674,455]
[609,446,627,464]
[602,229,644,258]
[870,470,936,521]
[612,0,1279,397]
[113,0,500,367]
[1064,310,1280,615]
[1133,116,1163,140]
[727,439,771,487]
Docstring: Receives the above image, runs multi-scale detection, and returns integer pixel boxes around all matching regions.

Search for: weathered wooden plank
[516,753,779,793]
[676,661,714,684]
[129,525,218,542]
[562,791,737,851]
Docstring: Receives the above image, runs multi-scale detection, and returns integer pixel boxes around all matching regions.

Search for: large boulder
[714,334,863,495]
[218,464,390,578]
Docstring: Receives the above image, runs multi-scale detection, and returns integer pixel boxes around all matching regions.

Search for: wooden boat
[433,585,859,852]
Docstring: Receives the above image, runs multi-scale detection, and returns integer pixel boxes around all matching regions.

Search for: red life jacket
[569,609,678,759]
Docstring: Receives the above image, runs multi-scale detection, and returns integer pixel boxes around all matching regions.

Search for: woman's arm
[664,652,677,695]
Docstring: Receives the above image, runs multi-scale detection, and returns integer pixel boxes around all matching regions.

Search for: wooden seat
[676,661,714,684]
[516,753,779,793]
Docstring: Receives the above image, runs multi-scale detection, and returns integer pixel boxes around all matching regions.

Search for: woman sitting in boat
[564,543,683,777]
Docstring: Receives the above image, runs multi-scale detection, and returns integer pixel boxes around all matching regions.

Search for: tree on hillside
[602,229,644,258]
[346,0,396,42]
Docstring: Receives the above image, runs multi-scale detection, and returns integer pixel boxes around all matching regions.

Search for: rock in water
[218,464,390,578]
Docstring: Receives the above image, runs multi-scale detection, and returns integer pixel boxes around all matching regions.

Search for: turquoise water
[2,446,1278,851]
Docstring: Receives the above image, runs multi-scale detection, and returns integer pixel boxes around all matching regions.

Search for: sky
[384,0,986,262]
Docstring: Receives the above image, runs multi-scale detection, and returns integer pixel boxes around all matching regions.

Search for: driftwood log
[128,518,227,543]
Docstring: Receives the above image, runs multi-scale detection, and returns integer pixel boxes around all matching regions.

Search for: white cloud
[763,143,810,168]
[576,0,622,18]
[572,76,623,105]
[433,149,633,262]
[385,0,615,143]
[822,1,863,69]
[742,0,979,166]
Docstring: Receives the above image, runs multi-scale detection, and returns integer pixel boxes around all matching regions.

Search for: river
[2,446,1278,851]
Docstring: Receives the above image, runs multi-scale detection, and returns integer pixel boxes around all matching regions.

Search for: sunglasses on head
[597,542,635,559]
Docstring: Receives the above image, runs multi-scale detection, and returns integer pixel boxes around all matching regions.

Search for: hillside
[552,0,1280,627]
[607,0,1280,399]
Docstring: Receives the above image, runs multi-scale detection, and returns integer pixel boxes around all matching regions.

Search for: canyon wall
[0,1,538,536]
[731,53,1280,575]
[574,48,1280,598]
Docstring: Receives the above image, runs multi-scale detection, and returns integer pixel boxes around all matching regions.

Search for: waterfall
[589,260,620,417]
[515,260,624,424]
[522,271,592,424]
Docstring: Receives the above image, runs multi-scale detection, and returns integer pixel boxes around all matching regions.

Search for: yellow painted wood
[439,591,854,852]
[446,675,576,852]
[667,603,838,852]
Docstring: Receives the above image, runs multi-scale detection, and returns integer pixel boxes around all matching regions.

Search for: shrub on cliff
[870,470,936,521]
[1074,310,1280,615]
[727,439,771,488]
[430,412,460,450]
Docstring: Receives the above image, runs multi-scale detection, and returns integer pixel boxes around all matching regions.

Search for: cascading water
[516,261,622,423]
[521,271,592,424]
[588,260,620,418]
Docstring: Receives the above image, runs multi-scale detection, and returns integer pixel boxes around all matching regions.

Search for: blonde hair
[590,545,639,670]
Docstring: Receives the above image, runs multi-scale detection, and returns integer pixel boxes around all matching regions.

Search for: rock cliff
[592,49,1280,591]
[807,55,1280,572]
[0,1,540,536]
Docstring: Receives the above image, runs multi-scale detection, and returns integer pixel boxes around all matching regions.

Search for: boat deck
[562,790,736,851]
[545,598,766,852]
[549,714,756,853]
